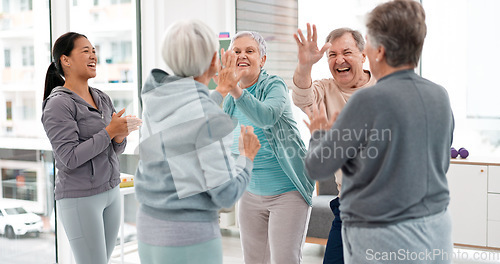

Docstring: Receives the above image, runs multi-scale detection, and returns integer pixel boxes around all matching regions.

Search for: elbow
[56,150,81,170]
[61,160,79,170]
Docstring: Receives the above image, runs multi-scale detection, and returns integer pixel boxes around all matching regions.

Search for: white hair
[161,19,218,77]
[230,31,267,58]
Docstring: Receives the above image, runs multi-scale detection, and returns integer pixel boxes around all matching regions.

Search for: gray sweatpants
[238,190,311,264]
[342,209,453,264]
[57,186,121,264]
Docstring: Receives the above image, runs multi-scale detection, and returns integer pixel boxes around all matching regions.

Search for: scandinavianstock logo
[308,125,392,161]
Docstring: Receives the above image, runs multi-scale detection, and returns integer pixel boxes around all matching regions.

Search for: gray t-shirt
[306,70,454,227]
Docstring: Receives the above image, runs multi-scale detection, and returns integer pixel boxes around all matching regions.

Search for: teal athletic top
[223,69,314,205]
[231,83,297,196]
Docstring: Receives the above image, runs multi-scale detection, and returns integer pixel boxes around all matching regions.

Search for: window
[4,49,10,67]
[111,41,132,64]
[422,0,500,157]
[6,101,12,120]
[22,46,34,66]
[0,1,54,262]
[2,0,9,13]
[20,0,32,11]
[1,168,38,202]
[22,97,35,120]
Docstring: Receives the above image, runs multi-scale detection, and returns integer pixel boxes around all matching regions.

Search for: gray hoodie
[135,69,253,222]
[42,86,126,200]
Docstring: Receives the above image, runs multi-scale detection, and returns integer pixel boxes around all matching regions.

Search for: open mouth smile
[336,67,350,73]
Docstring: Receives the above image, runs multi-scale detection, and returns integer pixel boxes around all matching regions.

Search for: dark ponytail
[43,32,87,100]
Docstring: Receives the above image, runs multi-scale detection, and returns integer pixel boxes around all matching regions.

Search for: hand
[124,115,142,134]
[238,125,261,161]
[112,115,142,143]
[304,103,337,134]
[216,49,243,97]
[105,109,142,140]
[294,23,332,68]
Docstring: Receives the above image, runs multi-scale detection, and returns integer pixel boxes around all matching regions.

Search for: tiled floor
[219,229,325,264]
[110,229,324,264]
[112,230,500,264]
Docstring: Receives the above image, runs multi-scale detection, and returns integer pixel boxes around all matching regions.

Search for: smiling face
[62,37,97,80]
[232,36,266,88]
[327,33,367,89]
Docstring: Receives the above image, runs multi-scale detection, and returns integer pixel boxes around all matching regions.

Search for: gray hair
[325,28,365,52]
[366,0,426,67]
[230,31,267,58]
[161,19,218,77]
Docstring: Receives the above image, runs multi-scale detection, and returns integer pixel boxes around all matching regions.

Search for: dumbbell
[450,147,459,158]
[458,147,469,159]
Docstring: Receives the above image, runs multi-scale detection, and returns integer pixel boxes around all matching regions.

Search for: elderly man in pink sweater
[291,24,376,264]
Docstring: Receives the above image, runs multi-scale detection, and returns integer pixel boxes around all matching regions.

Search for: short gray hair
[366,0,426,67]
[161,19,218,77]
[230,31,267,58]
[325,28,365,52]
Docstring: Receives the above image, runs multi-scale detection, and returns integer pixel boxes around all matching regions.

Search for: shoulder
[42,92,77,122]
[43,91,75,111]
[258,73,287,94]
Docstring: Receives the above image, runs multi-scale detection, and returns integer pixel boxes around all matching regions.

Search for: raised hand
[304,102,337,134]
[216,48,243,97]
[294,23,332,67]
[238,125,261,161]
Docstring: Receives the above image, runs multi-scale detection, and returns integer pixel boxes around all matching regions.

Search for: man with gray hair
[292,24,376,264]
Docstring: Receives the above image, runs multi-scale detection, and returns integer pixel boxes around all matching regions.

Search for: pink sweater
[291,70,376,119]
[291,70,376,190]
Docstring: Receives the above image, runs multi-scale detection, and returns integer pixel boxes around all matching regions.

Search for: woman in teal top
[223,31,314,264]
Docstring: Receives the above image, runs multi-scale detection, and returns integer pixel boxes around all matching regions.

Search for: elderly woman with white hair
[223,31,314,263]
[134,20,261,264]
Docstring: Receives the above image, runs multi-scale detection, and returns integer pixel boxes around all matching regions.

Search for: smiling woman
[41,32,141,264]
[222,30,315,264]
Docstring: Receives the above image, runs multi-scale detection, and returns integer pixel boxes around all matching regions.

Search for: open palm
[294,23,331,67]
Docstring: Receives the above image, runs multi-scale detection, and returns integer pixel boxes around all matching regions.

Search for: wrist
[215,85,230,97]
[230,87,243,99]
[294,66,313,89]
[105,127,116,139]
[241,153,254,162]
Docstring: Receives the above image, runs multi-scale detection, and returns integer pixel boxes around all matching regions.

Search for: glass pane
[66,0,140,263]
[422,0,500,158]
[0,0,55,262]
[69,0,140,120]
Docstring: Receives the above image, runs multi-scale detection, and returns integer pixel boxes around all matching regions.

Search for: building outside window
[20,0,32,11]
[4,49,10,67]
[21,46,34,66]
